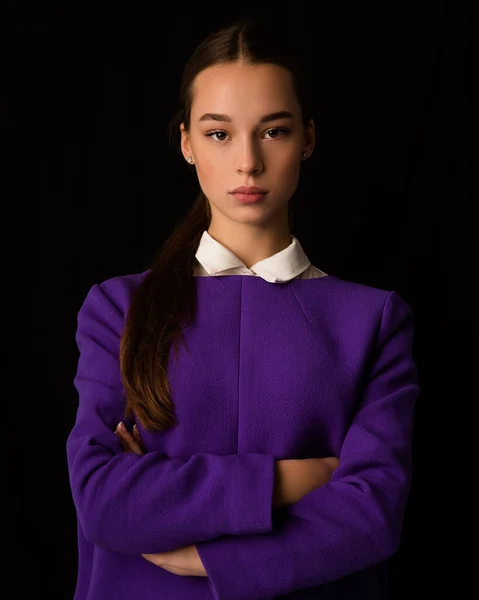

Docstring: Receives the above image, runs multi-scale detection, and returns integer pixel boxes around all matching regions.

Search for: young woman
[67,15,419,600]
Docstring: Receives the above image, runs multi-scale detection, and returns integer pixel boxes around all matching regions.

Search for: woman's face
[180,61,314,228]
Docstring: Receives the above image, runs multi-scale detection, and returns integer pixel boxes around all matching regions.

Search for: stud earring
[187,156,192,163]
[302,151,307,159]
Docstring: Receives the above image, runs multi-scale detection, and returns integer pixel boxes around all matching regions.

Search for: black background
[6,1,473,598]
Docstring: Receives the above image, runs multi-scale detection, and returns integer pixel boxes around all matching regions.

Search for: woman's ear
[304,118,315,156]
[180,123,192,162]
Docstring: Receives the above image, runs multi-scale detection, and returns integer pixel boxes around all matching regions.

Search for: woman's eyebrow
[198,111,295,123]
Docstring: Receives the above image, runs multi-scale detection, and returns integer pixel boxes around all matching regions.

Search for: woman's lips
[231,192,267,204]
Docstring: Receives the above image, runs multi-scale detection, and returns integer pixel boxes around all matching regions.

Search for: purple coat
[67,271,419,599]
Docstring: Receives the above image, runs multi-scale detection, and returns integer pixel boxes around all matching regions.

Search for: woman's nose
[235,141,264,175]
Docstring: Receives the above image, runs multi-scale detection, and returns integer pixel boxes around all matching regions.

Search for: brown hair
[119,15,314,431]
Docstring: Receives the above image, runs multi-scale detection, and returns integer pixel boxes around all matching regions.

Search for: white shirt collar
[195,230,313,283]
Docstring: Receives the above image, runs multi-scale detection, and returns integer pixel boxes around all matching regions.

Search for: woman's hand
[114,421,145,455]
[114,421,208,577]
[142,544,207,577]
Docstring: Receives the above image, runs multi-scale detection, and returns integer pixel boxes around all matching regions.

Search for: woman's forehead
[190,63,298,120]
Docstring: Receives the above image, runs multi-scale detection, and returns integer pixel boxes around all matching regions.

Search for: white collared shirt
[194,230,328,283]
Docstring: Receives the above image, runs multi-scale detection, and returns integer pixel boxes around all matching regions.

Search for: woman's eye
[207,131,228,142]
[265,128,284,138]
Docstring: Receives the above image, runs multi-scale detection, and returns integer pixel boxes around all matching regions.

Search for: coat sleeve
[196,290,420,599]
[66,281,275,555]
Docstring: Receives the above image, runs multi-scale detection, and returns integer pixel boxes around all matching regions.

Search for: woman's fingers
[132,424,146,453]
[115,422,145,455]
[133,424,142,444]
